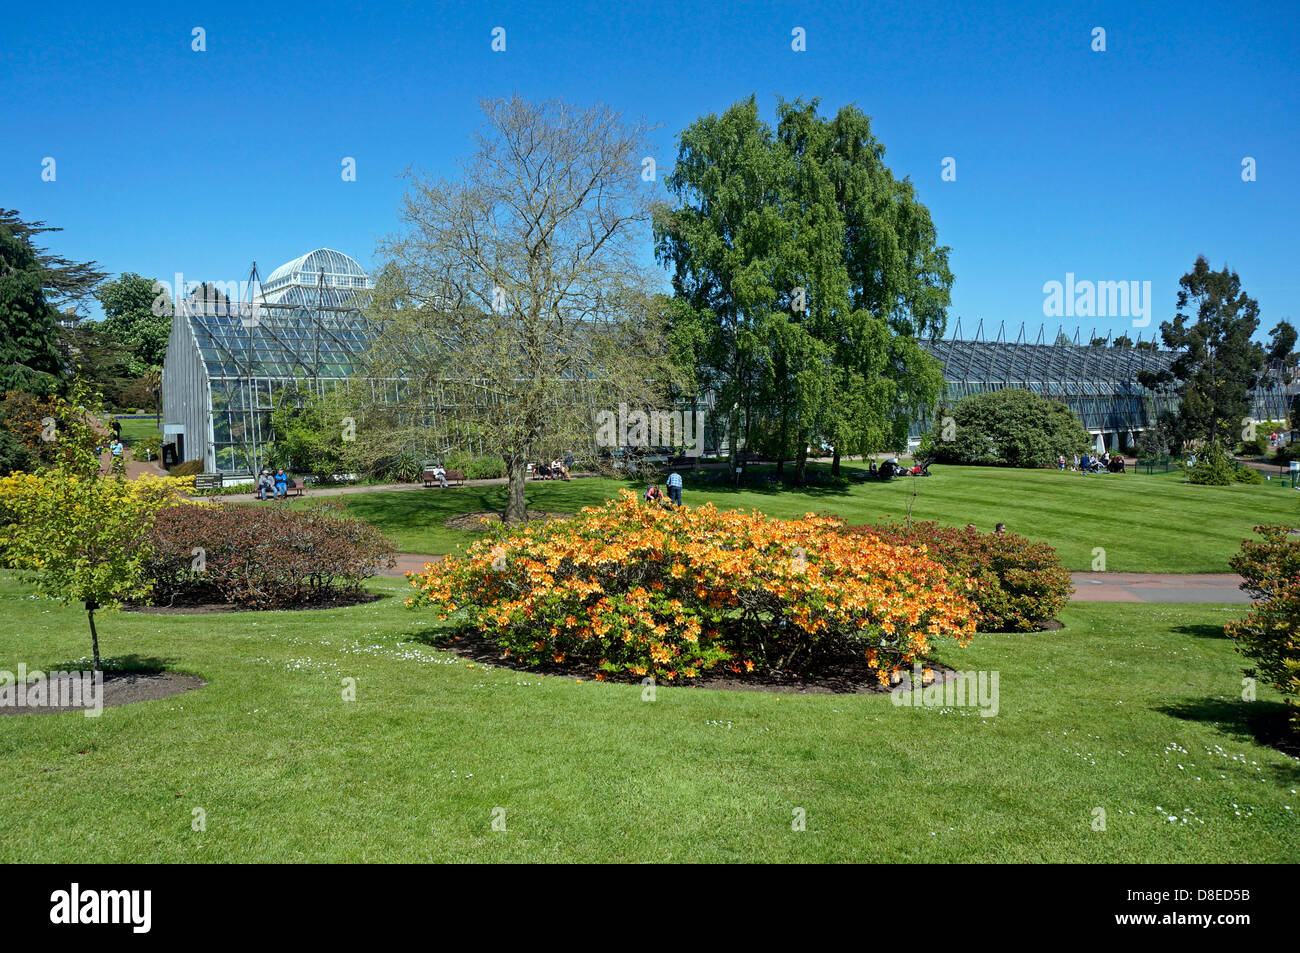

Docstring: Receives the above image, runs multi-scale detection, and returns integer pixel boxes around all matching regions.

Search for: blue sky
[4,0,1297,339]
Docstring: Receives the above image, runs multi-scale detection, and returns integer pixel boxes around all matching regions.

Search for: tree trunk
[504,457,529,524]
[831,448,841,477]
[728,404,742,486]
[86,601,101,671]
[794,440,808,485]
[740,402,754,486]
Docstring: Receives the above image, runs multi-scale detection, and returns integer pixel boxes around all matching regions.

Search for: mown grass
[0,572,1294,863]
[112,416,159,446]
[313,463,1299,572]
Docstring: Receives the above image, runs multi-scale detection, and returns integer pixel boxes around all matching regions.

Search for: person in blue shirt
[666,470,683,506]
[274,468,289,498]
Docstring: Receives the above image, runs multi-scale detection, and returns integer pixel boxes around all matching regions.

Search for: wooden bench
[422,468,465,488]
[251,480,306,499]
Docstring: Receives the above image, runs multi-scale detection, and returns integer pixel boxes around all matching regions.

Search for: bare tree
[365,96,680,522]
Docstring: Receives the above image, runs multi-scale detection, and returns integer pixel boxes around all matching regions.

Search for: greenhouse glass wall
[161,248,379,475]
[914,337,1297,449]
[164,253,1299,473]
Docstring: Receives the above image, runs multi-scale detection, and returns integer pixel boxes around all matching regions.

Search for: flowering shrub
[842,521,1073,632]
[0,471,196,581]
[143,500,397,608]
[407,491,977,682]
[1227,526,1300,732]
[0,470,197,667]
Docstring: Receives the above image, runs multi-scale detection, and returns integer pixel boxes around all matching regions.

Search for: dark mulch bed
[415,629,959,695]
[444,510,573,532]
[0,670,206,716]
[127,590,384,614]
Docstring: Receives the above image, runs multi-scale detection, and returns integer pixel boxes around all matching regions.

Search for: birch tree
[366,97,680,522]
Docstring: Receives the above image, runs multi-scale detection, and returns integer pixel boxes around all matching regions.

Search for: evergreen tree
[1139,256,1264,446]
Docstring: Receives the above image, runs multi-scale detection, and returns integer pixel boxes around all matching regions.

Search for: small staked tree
[0,380,190,668]
[366,97,681,522]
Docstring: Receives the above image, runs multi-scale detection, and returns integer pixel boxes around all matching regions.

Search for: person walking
[666,469,683,506]
[109,438,126,475]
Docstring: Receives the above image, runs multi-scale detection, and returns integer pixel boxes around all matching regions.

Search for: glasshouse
[918,323,1298,450]
[162,261,1299,474]
[160,248,377,474]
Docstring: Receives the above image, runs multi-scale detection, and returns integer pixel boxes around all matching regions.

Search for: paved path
[382,556,1251,604]
[98,450,169,480]
[385,553,445,578]
[249,474,593,497]
[1069,572,1249,603]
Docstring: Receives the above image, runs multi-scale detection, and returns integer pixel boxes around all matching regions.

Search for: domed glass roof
[263,248,369,287]
[259,248,372,307]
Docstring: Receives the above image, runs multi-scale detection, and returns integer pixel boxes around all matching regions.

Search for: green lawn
[0,573,1293,862]
[112,416,159,447]
[318,464,1299,572]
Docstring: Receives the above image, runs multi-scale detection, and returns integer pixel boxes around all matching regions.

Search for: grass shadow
[1171,623,1231,640]
[45,653,176,674]
[1157,695,1300,764]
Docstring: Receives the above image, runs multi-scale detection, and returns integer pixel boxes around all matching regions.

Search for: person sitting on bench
[257,469,275,500]
[274,468,289,498]
[432,464,448,488]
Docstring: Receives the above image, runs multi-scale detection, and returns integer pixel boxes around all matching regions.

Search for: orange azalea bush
[407,491,978,682]
[843,521,1073,632]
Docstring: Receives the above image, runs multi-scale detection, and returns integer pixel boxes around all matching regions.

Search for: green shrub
[1233,464,1264,484]
[1186,442,1236,485]
[133,434,163,461]
[921,388,1091,469]
[169,460,203,477]
[1227,526,1300,734]
[0,428,33,477]
[374,449,423,483]
[446,451,505,480]
[843,520,1073,632]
